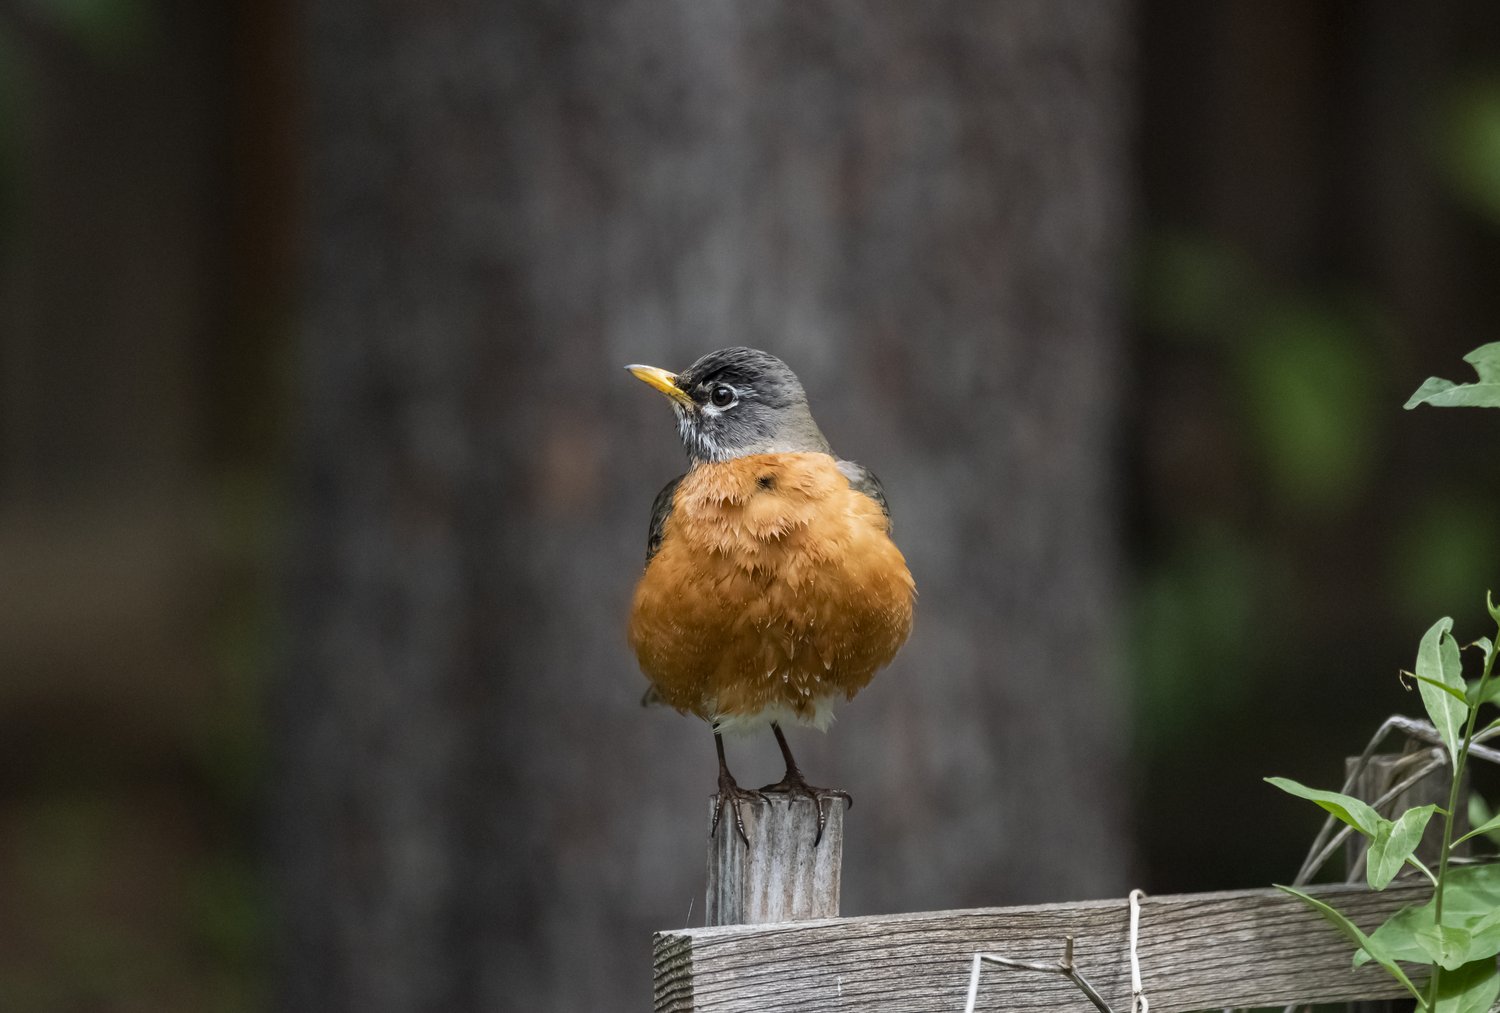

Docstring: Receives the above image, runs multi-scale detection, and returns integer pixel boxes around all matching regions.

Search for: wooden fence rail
[654,879,1442,1012]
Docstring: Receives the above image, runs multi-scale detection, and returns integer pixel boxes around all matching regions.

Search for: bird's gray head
[626,347,832,464]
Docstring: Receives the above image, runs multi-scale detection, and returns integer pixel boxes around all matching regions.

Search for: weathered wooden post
[706,796,844,926]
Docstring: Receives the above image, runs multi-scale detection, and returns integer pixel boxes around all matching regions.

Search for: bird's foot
[758,768,852,846]
[711,769,767,846]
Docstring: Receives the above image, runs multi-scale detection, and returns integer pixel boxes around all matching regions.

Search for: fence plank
[653,878,1445,1012]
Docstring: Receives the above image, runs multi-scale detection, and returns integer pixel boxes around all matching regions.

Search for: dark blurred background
[1,1,1498,1010]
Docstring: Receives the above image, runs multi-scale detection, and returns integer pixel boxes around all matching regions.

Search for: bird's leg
[710,732,766,846]
[758,722,853,846]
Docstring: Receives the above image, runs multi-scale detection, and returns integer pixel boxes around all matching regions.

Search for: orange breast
[628,452,914,730]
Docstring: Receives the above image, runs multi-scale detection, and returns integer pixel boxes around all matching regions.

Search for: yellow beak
[626,364,694,407]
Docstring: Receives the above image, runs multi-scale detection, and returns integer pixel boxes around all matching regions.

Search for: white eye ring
[709,384,736,408]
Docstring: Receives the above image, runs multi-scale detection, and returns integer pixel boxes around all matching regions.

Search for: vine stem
[1429,621,1500,1005]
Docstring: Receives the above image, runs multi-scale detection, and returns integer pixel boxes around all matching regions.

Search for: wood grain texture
[655,879,1451,1012]
[706,796,843,926]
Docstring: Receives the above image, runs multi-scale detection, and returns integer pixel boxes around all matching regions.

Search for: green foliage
[1275,884,1428,1005]
[1467,638,1498,706]
[1433,956,1500,1013]
[1468,795,1500,849]
[1442,78,1500,228]
[1239,303,1379,510]
[1468,679,1500,709]
[1357,866,1500,969]
[1264,778,1384,836]
[1264,777,1436,889]
[1270,594,1500,1009]
[1405,343,1500,409]
[1415,617,1468,763]
[1370,806,1440,891]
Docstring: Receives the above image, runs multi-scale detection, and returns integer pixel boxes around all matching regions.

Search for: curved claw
[758,771,853,846]
[710,771,767,846]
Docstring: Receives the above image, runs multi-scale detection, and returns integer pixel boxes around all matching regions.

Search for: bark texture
[280,2,1132,1008]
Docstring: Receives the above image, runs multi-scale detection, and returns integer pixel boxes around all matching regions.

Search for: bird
[625,347,914,845]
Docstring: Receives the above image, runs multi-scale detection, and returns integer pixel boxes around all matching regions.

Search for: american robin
[626,347,914,845]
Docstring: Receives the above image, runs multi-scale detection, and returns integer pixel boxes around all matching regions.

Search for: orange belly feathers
[629,452,914,732]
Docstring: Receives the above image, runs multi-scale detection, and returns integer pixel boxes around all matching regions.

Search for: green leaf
[1357,903,1430,968]
[1358,866,1500,968]
[1434,864,1500,919]
[1403,379,1500,408]
[1277,884,1427,1006]
[1433,956,1500,1013]
[1406,343,1500,409]
[1456,807,1500,847]
[1464,908,1500,964]
[1466,679,1500,707]
[1488,590,1499,626]
[1467,796,1500,848]
[1411,671,1475,706]
[1359,912,1500,971]
[1417,923,1474,970]
[1466,633,1500,706]
[1415,618,1468,763]
[1266,776,1384,836]
[1406,376,1456,408]
[1368,805,1438,890]
[1465,343,1500,382]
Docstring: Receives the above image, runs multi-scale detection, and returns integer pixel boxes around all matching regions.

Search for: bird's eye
[709,384,736,408]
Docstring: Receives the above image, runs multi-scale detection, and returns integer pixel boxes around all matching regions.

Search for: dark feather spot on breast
[757,474,775,490]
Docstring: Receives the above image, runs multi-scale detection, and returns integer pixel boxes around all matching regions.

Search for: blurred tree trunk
[278,1,1131,1009]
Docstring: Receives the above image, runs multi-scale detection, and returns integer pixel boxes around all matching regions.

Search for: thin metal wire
[963,934,1117,1013]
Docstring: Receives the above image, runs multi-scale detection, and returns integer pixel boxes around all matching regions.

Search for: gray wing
[640,475,684,709]
[837,459,892,526]
[645,473,684,566]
